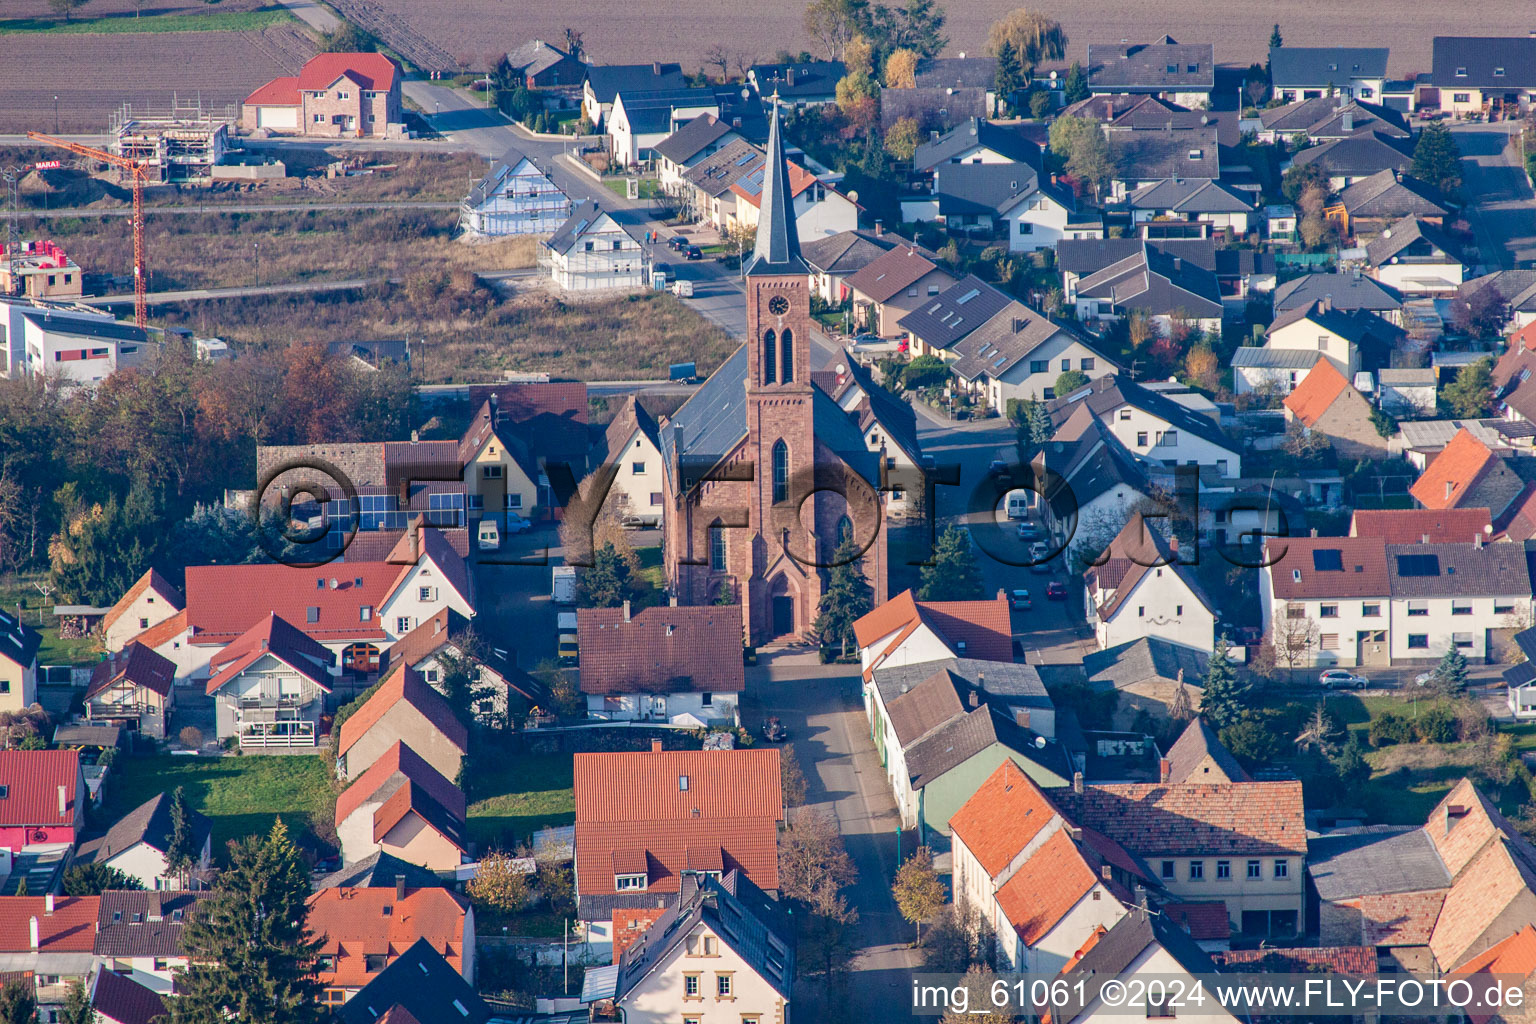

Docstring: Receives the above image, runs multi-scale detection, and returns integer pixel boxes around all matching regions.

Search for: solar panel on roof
[1312,549,1343,572]
[1396,554,1440,577]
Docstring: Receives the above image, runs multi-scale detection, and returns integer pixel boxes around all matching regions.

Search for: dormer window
[1166,64,1177,74]
[615,872,647,891]
[1495,67,1506,76]
[1456,67,1468,77]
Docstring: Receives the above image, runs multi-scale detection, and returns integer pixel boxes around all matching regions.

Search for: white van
[673,279,694,298]
[477,520,500,550]
[557,612,578,633]
[1006,490,1031,520]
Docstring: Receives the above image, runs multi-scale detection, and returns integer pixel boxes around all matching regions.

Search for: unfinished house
[0,241,82,300]
[111,102,232,185]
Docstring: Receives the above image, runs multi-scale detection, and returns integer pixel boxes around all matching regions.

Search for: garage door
[256,106,299,130]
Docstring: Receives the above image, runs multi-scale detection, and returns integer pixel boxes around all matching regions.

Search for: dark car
[762,717,787,742]
[669,235,689,250]
[685,245,704,260]
[1046,581,1068,600]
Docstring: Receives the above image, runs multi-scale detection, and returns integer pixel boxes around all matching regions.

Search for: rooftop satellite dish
[835,363,847,374]
[847,189,859,202]
[1034,736,1047,749]
[742,88,751,100]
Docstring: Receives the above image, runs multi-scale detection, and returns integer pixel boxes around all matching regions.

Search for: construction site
[0,240,83,300]
[109,100,234,185]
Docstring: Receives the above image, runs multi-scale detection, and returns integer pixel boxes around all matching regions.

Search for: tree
[1244,63,1269,108]
[869,0,948,59]
[1022,396,1054,445]
[814,537,873,658]
[578,541,636,607]
[466,852,533,912]
[781,742,809,807]
[884,47,919,88]
[939,967,1016,1024]
[1282,421,1331,461]
[1443,357,1494,418]
[319,22,379,52]
[562,27,584,61]
[165,786,198,887]
[1412,120,1462,195]
[1281,160,1326,205]
[1221,715,1283,767]
[1048,115,1116,200]
[919,526,983,601]
[46,0,85,21]
[1054,369,1089,396]
[63,861,143,896]
[993,40,1025,112]
[1295,703,1344,755]
[779,809,859,977]
[1185,345,1219,391]
[169,819,322,1024]
[704,43,731,82]
[1267,24,1283,66]
[58,981,92,1024]
[48,482,159,606]
[1198,638,1248,730]
[901,353,950,389]
[985,9,1066,79]
[1464,284,1512,339]
[0,980,36,1024]
[1272,615,1320,679]
[805,0,868,61]
[1062,61,1088,104]
[1028,89,1052,119]
[892,847,945,944]
[533,659,583,719]
[1170,678,1194,723]
[884,116,922,161]
[1428,646,1470,694]
[1332,737,1372,789]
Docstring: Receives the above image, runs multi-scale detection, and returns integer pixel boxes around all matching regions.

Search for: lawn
[602,178,661,200]
[467,752,574,850]
[0,7,293,33]
[0,573,102,667]
[102,754,336,859]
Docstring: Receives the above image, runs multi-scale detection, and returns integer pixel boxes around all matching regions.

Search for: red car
[1046,581,1068,601]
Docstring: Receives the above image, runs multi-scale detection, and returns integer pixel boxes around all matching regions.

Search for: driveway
[1452,121,1536,270]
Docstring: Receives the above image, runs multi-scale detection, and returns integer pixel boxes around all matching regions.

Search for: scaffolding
[110,99,235,185]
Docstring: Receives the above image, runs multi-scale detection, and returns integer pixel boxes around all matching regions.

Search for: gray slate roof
[314,850,445,890]
[0,609,40,672]
[1461,270,1536,314]
[872,656,1051,711]
[585,62,686,104]
[931,161,1043,217]
[1110,128,1219,180]
[1057,237,1216,275]
[949,303,1099,382]
[506,39,577,78]
[881,87,987,133]
[1365,216,1462,266]
[682,137,765,198]
[1307,827,1451,899]
[545,200,638,256]
[914,56,998,91]
[1290,132,1413,179]
[1055,910,1221,1021]
[1083,636,1210,693]
[800,229,901,277]
[94,892,207,957]
[1230,346,1325,369]
[750,61,844,99]
[744,102,806,276]
[337,938,491,1024]
[75,792,212,867]
[905,703,1071,788]
[912,117,1042,170]
[1072,243,1223,319]
[466,147,550,208]
[1339,169,1450,219]
[1161,716,1249,784]
[653,113,733,165]
[20,309,146,343]
[828,352,923,463]
[1046,375,1236,453]
[1431,36,1536,89]
[1385,542,1533,597]
[1273,272,1403,313]
[1268,47,1390,88]
[896,275,1013,351]
[1128,177,1253,214]
[1260,97,1409,140]
[1088,37,1215,92]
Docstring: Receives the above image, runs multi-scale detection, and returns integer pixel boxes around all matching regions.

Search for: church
[661,102,911,646]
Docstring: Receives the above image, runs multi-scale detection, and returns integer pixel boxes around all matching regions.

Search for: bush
[1414,707,1456,744]
[178,726,203,749]
[902,354,950,390]
[1368,712,1412,747]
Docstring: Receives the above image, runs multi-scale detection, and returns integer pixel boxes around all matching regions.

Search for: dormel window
[615,872,647,891]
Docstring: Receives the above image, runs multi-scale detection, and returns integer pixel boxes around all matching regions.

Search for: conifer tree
[918,526,983,601]
[1197,637,1248,731]
[814,537,874,658]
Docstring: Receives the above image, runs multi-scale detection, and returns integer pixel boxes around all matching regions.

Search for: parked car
[1009,589,1031,610]
[1319,669,1368,690]
[673,279,694,298]
[1046,581,1068,601]
[619,515,648,529]
[557,633,579,665]
[476,520,500,550]
[669,235,689,250]
[653,261,675,282]
[1016,521,1043,540]
[505,513,533,534]
[1029,541,1050,562]
[684,245,703,260]
[761,717,787,742]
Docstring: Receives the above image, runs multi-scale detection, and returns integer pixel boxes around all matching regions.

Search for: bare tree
[703,43,731,83]
[1271,614,1320,681]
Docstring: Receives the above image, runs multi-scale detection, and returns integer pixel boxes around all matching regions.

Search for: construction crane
[26,131,149,328]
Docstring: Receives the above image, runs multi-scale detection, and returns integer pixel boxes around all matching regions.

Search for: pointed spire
[745,95,807,276]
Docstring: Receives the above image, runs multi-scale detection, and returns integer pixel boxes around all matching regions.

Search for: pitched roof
[316,850,445,891]
[1273,271,1403,313]
[244,75,300,106]
[1350,508,1493,544]
[1088,38,1214,91]
[85,642,175,702]
[186,561,404,646]
[1128,177,1253,214]
[99,568,183,638]
[1340,169,1450,218]
[1068,243,1223,319]
[336,740,467,828]
[94,891,205,957]
[75,792,211,867]
[896,275,1014,351]
[0,749,79,827]
[1264,535,1392,599]
[1427,780,1536,967]
[750,60,845,98]
[0,895,98,952]
[1046,374,1235,454]
[371,779,467,852]
[843,244,945,302]
[912,117,1043,170]
[1366,215,1463,267]
[1108,127,1220,181]
[297,52,399,92]
[1260,97,1408,140]
[852,589,1013,674]
[995,828,1099,945]
[1268,47,1390,87]
[948,759,1060,877]
[1268,299,1404,351]
[1385,542,1532,598]
[1306,827,1451,900]
[1453,923,1536,977]
[0,608,40,672]
[505,38,575,77]
[584,62,686,104]
[799,229,902,277]
[335,937,490,1024]
[1216,944,1378,973]
[653,112,734,164]
[1084,512,1216,621]
[1082,637,1209,694]
[337,663,468,759]
[743,102,805,276]
[1162,718,1252,784]
[545,199,640,256]
[914,57,1000,91]
[577,604,745,696]
[307,886,469,988]
[90,964,169,1024]
[1411,428,1501,509]
[1164,901,1233,941]
[824,348,924,462]
[1432,36,1536,89]
[1052,910,1220,1020]
[931,161,1047,218]
[1057,779,1308,857]
[1290,132,1414,179]
[204,612,335,696]
[681,137,765,198]
[950,303,1106,383]
[1283,357,1354,427]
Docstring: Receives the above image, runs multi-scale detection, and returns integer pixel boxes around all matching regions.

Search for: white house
[822,354,927,517]
[1052,911,1242,1024]
[653,113,744,195]
[1230,347,1323,397]
[459,147,572,237]
[911,117,1042,174]
[608,87,718,167]
[591,395,665,526]
[1263,299,1391,379]
[74,793,212,891]
[949,301,1118,410]
[902,162,1074,253]
[544,200,646,291]
[98,568,183,654]
[204,613,334,749]
[1268,46,1390,103]
[93,891,205,994]
[853,589,1013,681]
[1128,178,1254,234]
[731,160,858,243]
[1084,514,1217,654]
[1046,375,1242,477]
[0,298,155,387]
[578,602,743,726]
[1366,216,1466,294]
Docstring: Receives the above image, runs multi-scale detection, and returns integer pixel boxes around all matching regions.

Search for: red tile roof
[853,589,1012,678]
[1057,780,1308,857]
[86,642,175,701]
[577,605,745,696]
[128,609,187,652]
[99,569,183,637]
[186,561,405,646]
[0,750,80,828]
[1164,901,1231,941]
[1215,945,1377,974]
[297,52,400,92]
[337,664,468,759]
[574,747,782,896]
[1283,357,1351,427]
[1349,508,1493,544]
[948,760,1059,878]
[1357,890,1445,946]
[1411,428,1499,510]
[244,75,300,106]
[995,828,1097,945]
[1454,923,1536,976]
[205,612,335,696]
[0,896,98,952]
[1264,535,1391,600]
[90,965,169,1024]
[307,886,468,989]
[336,740,466,828]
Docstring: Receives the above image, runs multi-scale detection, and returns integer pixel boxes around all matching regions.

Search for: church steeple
[744,97,807,277]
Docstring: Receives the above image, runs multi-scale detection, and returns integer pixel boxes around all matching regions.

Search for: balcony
[238,721,316,748]
[87,699,154,720]
[237,694,303,712]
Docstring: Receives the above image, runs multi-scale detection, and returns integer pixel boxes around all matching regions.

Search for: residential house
[603,870,793,1024]
[879,86,986,134]
[1428,37,1536,116]
[748,61,843,106]
[654,113,744,196]
[903,162,1075,253]
[1410,428,1532,520]
[0,895,99,1009]
[1231,347,1323,397]
[334,937,491,1024]
[1268,47,1391,102]
[1082,638,1209,730]
[1450,923,1536,1015]
[1289,132,1415,189]
[914,57,1001,115]
[99,569,182,654]
[544,200,646,291]
[949,301,1118,410]
[457,394,551,520]
[240,52,404,139]
[459,147,571,237]
[203,613,335,750]
[948,761,1137,972]
[1159,718,1251,786]
[1365,216,1466,293]
[336,663,467,782]
[1350,507,1493,544]
[577,602,743,726]
[73,792,212,891]
[897,275,1013,359]
[607,87,720,167]
[0,610,39,717]
[818,351,928,517]
[729,155,858,243]
[308,883,475,1007]
[1284,359,1390,459]
[866,658,1066,838]
[1057,769,1309,937]
[842,244,957,338]
[1495,333,1536,423]
[0,299,154,388]
[93,891,205,993]
[1380,368,1439,417]
[1266,297,1404,379]
[1273,271,1405,324]
[335,740,467,870]
[677,137,762,229]
[1462,271,1536,333]
[573,743,782,954]
[1046,374,1243,476]
[1059,240,1223,333]
[1338,169,1451,238]
[800,228,902,305]
[1254,98,1411,146]
[502,39,586,90]
[1259,534,1533,666]
[1126,178,1253,236]
[385,608,546,728]
[0,750,84,854]
[0,241,83,301]
[1107,128,1220,198]
[316,850,445,891]
[581,62,686,130]
[1032,407,1156,554]
[853,588,1012,682]
[83,643,174,739]
[1087,37,1215,107]
[87,964,168,1024]
[1506,628,1536,718]
[590,395,665,527]
[1083,513,1217,654]
[910,117,1042,175]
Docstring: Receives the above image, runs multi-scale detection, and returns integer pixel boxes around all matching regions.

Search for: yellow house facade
[459,400,541,520]
[0,609,41,715]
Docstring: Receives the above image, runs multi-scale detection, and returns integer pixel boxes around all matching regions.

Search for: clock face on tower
[767,295,790,316]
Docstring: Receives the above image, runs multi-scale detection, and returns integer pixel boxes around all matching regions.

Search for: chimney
[967,687,979,709]
[395,875,407,901]
[28,917,38,951]
[410,429,419,444]
[669,594,678,607]
[1475,532,1484,550]
[1322,294,1333,312]
[874,220,882,236]
[1072,770,1084,795]
[1422,533,1431,544]
[1102,864,1112,880]
[44,894,54,915]
[1159,757,1171,783]
[623,599,632,622]
[672,421,684,450]
[1014,708,1030,729]
[976,672,986,696]
[653,61,662,75]
[58,785,66,818]
[787,68,796,87]
[1342,111,1353,132]
[651,739,663,752]
[1173,257,1181,272]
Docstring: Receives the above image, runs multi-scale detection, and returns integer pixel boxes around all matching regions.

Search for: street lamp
[53,95,58,135]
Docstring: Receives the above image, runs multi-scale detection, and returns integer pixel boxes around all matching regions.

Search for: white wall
[619,920,788,1024]
[104,590,179,653]
[1071,941,1243,1023]
[984,334,1113,410]
[1006,194,1072,253]
[1234,362,1316,397]
[377,559,474,638]
[1097,403,1240,476]
[585,689,738,726]
[1096,566,1216,653]
[1267,318,1360,378]
[1372,260,1465,294]
[603,429,666,525]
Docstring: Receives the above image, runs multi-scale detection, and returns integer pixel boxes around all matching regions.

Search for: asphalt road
[1453,121,1536,270]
